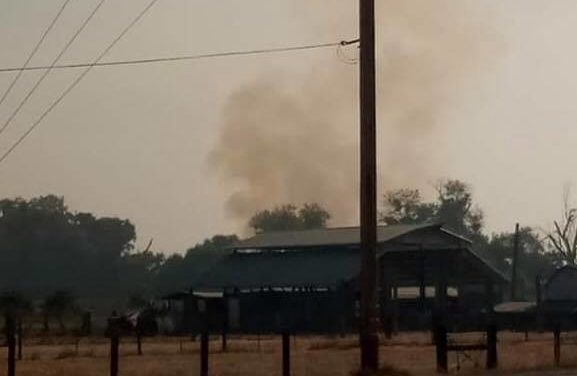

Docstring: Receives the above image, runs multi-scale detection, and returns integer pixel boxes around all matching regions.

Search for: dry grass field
[1,332,577,376]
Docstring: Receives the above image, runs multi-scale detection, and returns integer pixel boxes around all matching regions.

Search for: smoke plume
[209,1,498,228]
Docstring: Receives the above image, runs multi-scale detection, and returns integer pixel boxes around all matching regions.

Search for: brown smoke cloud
[209,1,499,228]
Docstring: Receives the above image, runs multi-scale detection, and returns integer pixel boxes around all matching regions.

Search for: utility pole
[510,223,520,301]
[359,0,379,372]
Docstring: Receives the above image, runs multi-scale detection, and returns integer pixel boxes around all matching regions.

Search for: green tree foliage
[380,180,556,299]
[42,290,76,332]
[249,203,331,233]
[380,180,483,240]
[0,195,142,301]
[380,189,436,225]
[154,234,238,295]
[0,291,32,317]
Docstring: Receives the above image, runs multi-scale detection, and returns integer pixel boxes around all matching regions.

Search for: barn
[164,223,508,335]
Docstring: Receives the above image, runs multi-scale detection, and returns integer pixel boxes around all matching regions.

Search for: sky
[0,1,577,253]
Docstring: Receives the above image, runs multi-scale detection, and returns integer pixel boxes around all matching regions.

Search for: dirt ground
[1,331,577,376]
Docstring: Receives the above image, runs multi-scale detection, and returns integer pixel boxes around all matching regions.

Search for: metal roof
[193,247,358,290]
[231,223,447,250]
[182,224,509,292]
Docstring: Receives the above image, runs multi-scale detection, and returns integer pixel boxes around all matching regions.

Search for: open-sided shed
[172,224,507,334]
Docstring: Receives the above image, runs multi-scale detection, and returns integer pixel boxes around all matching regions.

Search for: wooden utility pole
[510,223,520,300]
[359,0,379,371]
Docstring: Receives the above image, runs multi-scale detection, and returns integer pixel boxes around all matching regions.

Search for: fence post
[282,331,291,376]
[434,321,448,373]
[17,319,23,361]
[221,329,227,352]
[486,323,498,369]
[136,330,142,356]
[200,331,209,376]
[108,314,120,376]
[554,324,561,366]
[6,313,15,376]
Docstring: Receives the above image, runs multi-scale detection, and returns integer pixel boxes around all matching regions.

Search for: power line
[0,40,357,73]
[0,0,73,108]
[0,0,160,167]
[0,0,106,138]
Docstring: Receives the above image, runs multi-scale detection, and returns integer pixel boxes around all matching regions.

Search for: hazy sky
[1,1,577,253]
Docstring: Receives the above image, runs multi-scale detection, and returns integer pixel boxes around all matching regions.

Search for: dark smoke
[209,1,499,228]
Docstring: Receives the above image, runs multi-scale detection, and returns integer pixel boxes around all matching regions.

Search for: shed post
[418,247,426,312]
[392,285,399,335]
[434,262,448,314]
[17,319,22,361]
[484,279,495,314]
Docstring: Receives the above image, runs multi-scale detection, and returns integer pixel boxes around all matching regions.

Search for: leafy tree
[249,203,331,233]
[154,235,239,295]
[42,290,76,332]
[0,195,139,312]
[299,203,332,230]
[380,180,557,300]
[380,180,483,240]
[0,291,32,317]
[380,189,436,225]
[435,180,484,240]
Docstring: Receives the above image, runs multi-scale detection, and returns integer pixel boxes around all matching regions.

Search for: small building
[495,265,577,330]
[165,223,508,335]
[541,265,577,322]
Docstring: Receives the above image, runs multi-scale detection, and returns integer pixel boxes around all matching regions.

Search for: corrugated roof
[194,248,359,290]
[189,224,505,291]
[232,223,441,250]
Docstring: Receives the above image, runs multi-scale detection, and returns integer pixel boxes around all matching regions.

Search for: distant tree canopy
[154,234,239,295]
[380,180,483,240]
[0,195,151,301]
[249,203,331,233]
[380,179,556,299]
[0,183,564,311]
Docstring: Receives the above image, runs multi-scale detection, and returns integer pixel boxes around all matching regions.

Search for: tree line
[0,180,570,312]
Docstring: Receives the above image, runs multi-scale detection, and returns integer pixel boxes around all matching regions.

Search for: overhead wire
[0,0,73,109]
[0,41,354,73]
[0,0,106,138]
[0,0,161,166]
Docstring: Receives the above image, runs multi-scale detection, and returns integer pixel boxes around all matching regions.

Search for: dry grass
[0,332,575,375]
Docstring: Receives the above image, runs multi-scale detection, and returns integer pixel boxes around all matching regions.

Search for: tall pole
[510,223,520,301]
[359,0,379,371]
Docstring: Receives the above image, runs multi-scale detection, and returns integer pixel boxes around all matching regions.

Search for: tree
[435,180,484,239]
[479,227,554,299]
[380,180,556,300]
[380,180,483,239]
[154,234,239,295]
[42,290,76,333]
[380,189,436,225]
[545,188,577,265]
[249,203,331,233]
[0,291,32,318]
